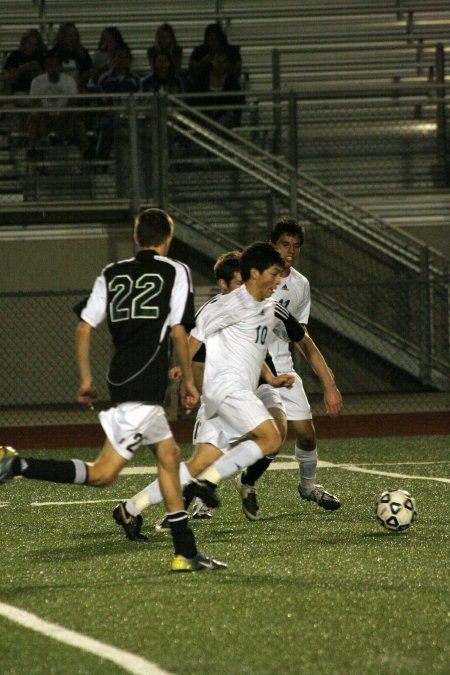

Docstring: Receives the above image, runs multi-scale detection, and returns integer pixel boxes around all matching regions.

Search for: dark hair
[203,22,228,49]
[135,208,174,247]
[270,217,305,246]
[240,242,284,282]
[213,250,241,285]
[98,26,126,51]
[156,22,177,45]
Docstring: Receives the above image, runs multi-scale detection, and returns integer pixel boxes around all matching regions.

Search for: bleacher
[1,1,450,212]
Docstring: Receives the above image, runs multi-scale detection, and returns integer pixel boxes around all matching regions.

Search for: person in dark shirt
[142,52,185,94]
[188,22,241,89]
[0,208,226,573]
[96,43,141,160]
[3,28,47,96]
[190,47,244,128]
[147,23,183,74]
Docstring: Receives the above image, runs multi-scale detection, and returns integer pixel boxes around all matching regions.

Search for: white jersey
[191,284,300,418]
[269,267,310,373]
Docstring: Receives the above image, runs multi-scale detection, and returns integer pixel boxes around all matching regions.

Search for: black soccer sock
[242,456,274,486]
[167,511,197,559]
[14,457,88,484]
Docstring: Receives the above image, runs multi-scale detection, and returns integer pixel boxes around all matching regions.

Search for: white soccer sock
[126,462,192,515]
[199,439,264,485]
[295,446,318,492]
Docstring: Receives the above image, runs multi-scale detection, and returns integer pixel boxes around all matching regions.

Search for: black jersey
[78,249,194,404]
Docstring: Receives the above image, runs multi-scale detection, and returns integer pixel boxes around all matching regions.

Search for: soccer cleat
[171,552,227,572]
[113,502,148,541]
[298,484,341,511]
[155,514,171,531]
[235,474,260,521]
[183,479,220,509]
[192,498,213,519]
[0,446,18,485]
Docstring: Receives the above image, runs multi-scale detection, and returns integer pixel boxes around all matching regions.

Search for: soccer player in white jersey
[114,249,291,537]
[0,208,226,572]
[112,242,339,535]
[246,216,342,511]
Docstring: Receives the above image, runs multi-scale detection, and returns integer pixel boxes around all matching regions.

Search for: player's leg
[284,380,340,511]
[0,437,124,487]
[235,387,287,520]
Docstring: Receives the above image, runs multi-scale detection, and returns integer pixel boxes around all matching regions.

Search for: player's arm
[171,325,199,411]
[260,361,294,389]
[295,330,342,417]
[75,320,97,407]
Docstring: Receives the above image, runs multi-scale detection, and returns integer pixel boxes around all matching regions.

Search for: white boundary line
[0,602,171,675]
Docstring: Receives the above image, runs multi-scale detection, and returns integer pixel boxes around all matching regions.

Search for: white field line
[5,458,446,508]
[0,602,171,675]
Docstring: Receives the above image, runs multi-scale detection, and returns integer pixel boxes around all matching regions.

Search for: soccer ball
[375,488,417,532]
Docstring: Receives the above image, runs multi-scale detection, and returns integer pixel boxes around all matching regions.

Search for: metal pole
[419,246,432,386]
[272,49,282,155]
[435,43,449,187]
[158,93,169,211]
[288,90,298,219]
[128,95,140,219]
[150,93,160,205]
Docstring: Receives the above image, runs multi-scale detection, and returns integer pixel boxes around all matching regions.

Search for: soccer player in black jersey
[0,208,226,572]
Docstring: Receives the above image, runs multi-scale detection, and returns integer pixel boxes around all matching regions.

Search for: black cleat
[235,474,260,521]
[171,552,227,572]
[183,479,220,509]
[113,502,148,541]
[298,484,341,511]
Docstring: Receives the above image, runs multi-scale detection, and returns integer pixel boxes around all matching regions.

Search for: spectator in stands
[142,52,185,94]
[95,43,140,160]
[147,23,183,74]
[3,28,47,97]
[91,26,126,85]
[27,49,90,159]
[188,22,241,90]
[53,22,93,92]
[189,47,244,129]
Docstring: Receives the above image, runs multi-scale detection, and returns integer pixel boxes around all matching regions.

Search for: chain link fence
[0,277,448,428]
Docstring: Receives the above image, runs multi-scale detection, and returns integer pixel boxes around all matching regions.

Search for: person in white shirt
[27,49,89,159]
[260,217,343,510]
[113,242,340,539]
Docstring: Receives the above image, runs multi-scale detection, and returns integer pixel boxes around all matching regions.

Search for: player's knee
[296,432,316,452]
[86,465,117,487]
[264,428,282,456]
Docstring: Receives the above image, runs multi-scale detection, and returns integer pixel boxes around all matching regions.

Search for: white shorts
[277,371,312,421]
[195,389,274,454]
[99,402,173,461]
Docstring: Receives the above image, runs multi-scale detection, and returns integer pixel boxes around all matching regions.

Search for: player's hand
[169,366,182,381]
[179,380,199,414]
[271,374,295,389]
[324,385,343,417]
[77,385,97,410]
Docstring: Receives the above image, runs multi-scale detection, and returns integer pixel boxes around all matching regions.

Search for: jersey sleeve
[274,302,305,343]
[297,278,311,325]
[169,262,195,330]
[191,295,237,342]
[79,273,108,327]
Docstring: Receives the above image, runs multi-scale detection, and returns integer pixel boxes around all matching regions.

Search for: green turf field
[1,435,449,674]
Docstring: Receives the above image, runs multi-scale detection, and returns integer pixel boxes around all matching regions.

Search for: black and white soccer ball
[375,488,417,532]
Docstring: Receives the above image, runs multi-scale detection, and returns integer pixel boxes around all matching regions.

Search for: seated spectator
[188,22,241,90]
[96,44,141,160]
[142,52,185,94]
[3,29,47,97]
[147,23,182,74]
[27,49,90,159]
[52,22,93,92]
[91,26,126,85]
[189,47,244,129]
